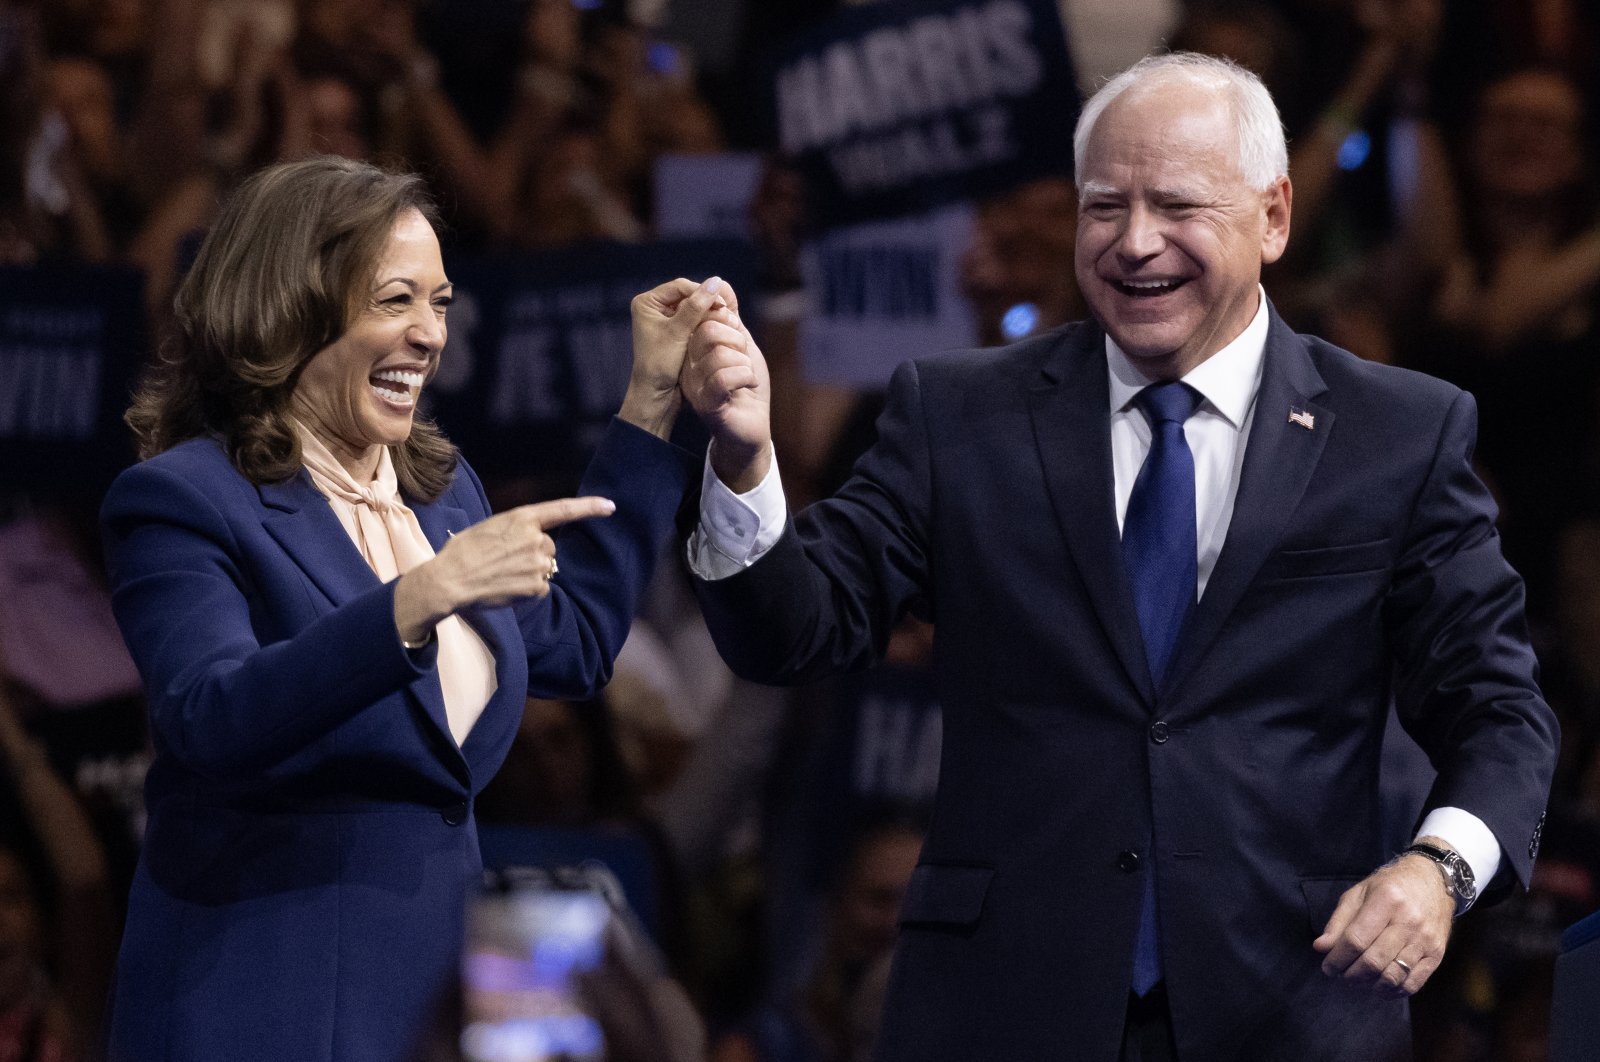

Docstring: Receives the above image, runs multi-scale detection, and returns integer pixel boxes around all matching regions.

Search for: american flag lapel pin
[1288,406,1316,430]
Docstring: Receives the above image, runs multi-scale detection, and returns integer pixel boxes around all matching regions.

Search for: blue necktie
[1122,381,1201,997]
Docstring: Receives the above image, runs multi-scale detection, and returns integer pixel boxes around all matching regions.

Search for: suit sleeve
[693,359,936,685]
[1384,389,1559,892]
[101,460,434,779]
[511,417,699,698]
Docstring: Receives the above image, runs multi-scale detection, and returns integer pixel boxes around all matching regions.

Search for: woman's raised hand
[618,275,729,438]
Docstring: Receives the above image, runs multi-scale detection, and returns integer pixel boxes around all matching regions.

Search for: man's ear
[1260,176,1292,265]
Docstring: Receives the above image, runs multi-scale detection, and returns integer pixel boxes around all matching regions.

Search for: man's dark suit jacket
[694,309,1558,1061]
[100,420,694,1062]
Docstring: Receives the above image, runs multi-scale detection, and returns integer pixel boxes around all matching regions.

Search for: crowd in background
[2,0,1599,1058]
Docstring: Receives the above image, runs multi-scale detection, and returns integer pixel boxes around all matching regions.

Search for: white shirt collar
[1105,285,1271,429]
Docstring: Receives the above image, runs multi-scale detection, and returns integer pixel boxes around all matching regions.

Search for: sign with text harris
[771,0,1079,226]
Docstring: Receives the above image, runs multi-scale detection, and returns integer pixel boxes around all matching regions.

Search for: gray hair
[1073,52,1288,191]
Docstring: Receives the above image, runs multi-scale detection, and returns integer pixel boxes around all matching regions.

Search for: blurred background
[1,0,1598,1059]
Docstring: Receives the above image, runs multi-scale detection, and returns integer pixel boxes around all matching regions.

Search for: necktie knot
[1135,381,1201,427]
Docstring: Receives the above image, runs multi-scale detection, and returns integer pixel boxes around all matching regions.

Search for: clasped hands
[393,276,758,642]
[1312,836,1459,997]
[634,275,774,493]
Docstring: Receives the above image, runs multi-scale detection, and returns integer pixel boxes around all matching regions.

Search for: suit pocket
[1301,876,1362,934]
[899,863,995,927]
[1261,539,1392,581]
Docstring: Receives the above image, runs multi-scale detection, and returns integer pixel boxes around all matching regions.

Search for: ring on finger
[1392,958,1412,977]
[548,558,559,578]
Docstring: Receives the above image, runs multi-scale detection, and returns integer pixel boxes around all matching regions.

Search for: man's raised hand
[680,281,772,493]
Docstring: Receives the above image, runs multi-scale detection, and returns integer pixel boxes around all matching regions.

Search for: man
[677,54,1557,1061]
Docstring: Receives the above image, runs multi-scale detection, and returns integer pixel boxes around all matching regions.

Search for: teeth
[1122,279,1179,290]
[373,370,424,388]
[370,383,415,405]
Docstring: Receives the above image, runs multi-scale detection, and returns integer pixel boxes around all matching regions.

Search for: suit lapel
[262,473,503,776]
[413,498,470,553]
[407,496,484,766]
[1162,310,1333,695]
[260,473,378,607]
[1029,324,1156,702]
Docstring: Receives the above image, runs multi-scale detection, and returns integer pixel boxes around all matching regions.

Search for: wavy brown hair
[126,157,457,501]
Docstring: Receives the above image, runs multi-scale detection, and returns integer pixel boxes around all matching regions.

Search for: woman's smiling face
[291,207,451,473]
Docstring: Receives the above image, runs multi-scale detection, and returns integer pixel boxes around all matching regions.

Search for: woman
[99,156,718,1062]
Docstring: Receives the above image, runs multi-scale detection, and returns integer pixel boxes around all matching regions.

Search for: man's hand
[1312,837,1458,997]
[620,276,728,438]
[680,282,773,492]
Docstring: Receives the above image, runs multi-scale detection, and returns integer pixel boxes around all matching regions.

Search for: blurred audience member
[1419,69,1598,354]
[0,5,112,264]
[959,178,1082,347]
[378,0,719,247]
[1168,1,1305,133]
[1547,519,1600,805]
[1401,66,1600,608]
[477,695,641,829]
[0,846,75,1062]
[710,819,923,1062]
[0,679,116,1061]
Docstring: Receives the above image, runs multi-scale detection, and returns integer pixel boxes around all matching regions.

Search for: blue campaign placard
[0,263,146,496]
[767,0,1079,226]
[799,203,979,388]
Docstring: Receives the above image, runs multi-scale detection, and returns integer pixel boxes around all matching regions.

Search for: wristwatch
[1404,842,1477,915]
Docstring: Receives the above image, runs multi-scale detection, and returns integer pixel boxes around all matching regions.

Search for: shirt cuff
[1415,806,1503,896]
[687,449,788,580]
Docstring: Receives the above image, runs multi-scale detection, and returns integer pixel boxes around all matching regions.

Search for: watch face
[1450,855,1474,889]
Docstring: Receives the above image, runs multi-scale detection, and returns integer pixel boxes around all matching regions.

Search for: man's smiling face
[1074,81,1291,380]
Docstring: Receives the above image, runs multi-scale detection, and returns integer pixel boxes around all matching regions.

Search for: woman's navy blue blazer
[99,419,695,1062]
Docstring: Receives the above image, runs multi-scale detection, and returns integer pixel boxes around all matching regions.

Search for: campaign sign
[771,0,1078,226]
[0,264,145,494]
[799,203,978,389]
[424,238,753,480]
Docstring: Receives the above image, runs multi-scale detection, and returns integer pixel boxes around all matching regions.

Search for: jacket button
[442,801,469,826]
[1117,850,1141,873]
[1149,721,1170,744]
